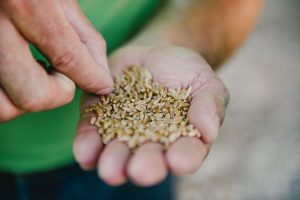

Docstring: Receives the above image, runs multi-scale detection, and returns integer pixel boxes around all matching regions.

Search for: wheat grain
[86,66,201,150]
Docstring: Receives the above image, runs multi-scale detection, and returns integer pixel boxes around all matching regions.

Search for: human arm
[132,0,264,68]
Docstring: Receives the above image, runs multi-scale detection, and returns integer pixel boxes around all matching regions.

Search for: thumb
[189,76,229,144]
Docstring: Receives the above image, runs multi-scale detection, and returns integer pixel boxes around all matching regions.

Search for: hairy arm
[133,0,264,69]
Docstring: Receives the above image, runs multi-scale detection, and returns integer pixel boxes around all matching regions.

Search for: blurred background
[178,0,300,199]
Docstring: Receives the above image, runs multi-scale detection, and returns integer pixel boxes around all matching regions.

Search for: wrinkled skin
[74,44,229,187]
[0,0,113,122]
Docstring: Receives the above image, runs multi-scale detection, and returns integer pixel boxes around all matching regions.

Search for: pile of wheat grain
[86,66,200,149]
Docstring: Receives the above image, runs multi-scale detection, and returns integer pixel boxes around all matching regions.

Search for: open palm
[73,44,229,186]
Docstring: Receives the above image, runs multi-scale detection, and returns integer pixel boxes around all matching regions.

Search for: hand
[74,44,229,186]
[0,0,113,122]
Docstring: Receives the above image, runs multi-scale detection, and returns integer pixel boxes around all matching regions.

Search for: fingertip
[90,68,114,95]
[98,169,127,187]
[79,162,97,171]
[189,97,221,144]
[167,137,207,175]
[98,140,129,186]
[127,143,167,187]
[196,115,219,144]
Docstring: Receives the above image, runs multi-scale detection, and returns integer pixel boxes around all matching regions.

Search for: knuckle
[52,51,78,73]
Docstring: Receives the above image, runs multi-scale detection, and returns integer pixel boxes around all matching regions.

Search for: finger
[0,86,24,122]
[3,0,113,94]
[74,94,103,170]
[60,0,109,71]
[0,15,75,112]
[189,76,230,144]
[127,143,167,187]
[166,137,209,175]
[98,140,130,186]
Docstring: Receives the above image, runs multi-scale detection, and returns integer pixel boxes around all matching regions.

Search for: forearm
[132,0,264,69]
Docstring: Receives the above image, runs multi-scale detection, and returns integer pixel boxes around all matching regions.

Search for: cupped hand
[74,44,229,186]
[0,0,113,122]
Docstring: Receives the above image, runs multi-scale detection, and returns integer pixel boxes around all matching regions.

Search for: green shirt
[0,0,160,174]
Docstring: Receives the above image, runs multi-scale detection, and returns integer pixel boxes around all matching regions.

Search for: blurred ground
[178,0,300,199]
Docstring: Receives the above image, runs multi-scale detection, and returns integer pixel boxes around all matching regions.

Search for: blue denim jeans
[0,164,175,200]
